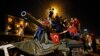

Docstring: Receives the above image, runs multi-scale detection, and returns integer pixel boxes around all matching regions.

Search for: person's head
[19,18,24,26]
[8,15,14,23]
[52,8,54,11]
[68,25,72,28]
[70,17,74,22]
[86,34,90,38]
[74,17,78,21]
[71,17,74,20]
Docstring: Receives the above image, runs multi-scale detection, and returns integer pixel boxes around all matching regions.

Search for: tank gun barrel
[21,11,49,31]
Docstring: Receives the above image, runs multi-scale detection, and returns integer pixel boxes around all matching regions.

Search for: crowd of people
[5,8,100,55]
[6,15,36,36]
[6,9,81,40]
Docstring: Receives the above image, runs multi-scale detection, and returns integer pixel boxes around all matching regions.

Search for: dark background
[0,0,99,36]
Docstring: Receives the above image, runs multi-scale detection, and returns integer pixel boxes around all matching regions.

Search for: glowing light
[46,2,66,18]
[50,3,62,17]
[46,7,58,18]
[52,7,58,17]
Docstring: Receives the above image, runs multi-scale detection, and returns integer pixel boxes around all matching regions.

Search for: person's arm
[59,30,68,34]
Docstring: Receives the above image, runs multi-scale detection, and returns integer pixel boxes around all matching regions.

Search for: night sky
[0,0,100,35]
